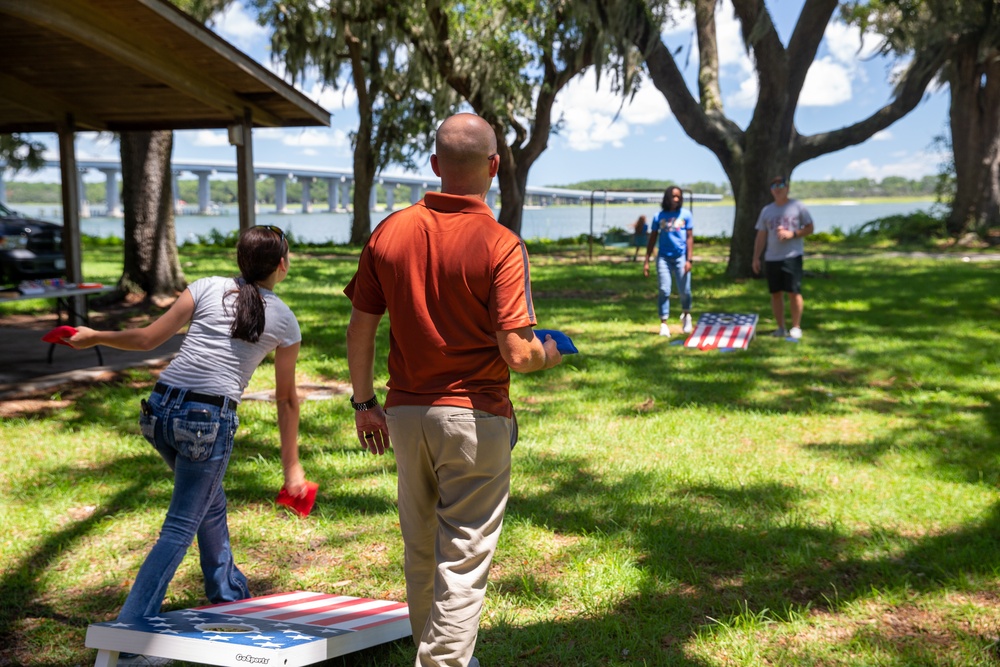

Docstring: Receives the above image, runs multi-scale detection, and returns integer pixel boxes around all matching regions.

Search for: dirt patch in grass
[770,593,1000,664]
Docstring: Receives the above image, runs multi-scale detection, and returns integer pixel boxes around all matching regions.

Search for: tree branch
[791,45,945,164]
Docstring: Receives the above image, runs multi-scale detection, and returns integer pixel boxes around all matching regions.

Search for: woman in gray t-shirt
[67,225,308,621]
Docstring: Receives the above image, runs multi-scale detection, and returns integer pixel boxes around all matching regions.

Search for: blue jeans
[117,385,248,620]
[657,254,692,320]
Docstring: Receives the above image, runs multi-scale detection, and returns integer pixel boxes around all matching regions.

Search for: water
[13,200,935,244]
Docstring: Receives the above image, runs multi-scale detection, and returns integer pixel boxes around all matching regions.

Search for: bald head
[431,114,498,197]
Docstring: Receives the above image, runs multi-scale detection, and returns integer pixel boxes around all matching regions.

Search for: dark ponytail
[228,226,287,343]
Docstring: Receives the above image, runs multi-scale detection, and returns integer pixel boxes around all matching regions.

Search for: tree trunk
[495,146,527,235]
[351,135,376,244]
[946,42,1000,237]
[119,130,185,300]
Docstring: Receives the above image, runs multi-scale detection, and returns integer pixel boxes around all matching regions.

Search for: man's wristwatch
[350,394,379,411]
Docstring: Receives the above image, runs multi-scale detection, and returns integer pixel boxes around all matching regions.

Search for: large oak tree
[406,0,608,235]
[253,0,455,244]
[848,0,1000,239]
[599,0,946,277]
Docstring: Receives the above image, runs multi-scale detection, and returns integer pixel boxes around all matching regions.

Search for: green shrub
[847,212,947,245]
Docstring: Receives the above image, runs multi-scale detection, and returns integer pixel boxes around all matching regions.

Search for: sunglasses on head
[254,224,286,244]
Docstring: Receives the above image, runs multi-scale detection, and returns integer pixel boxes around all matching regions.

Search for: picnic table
[0,284,115,365]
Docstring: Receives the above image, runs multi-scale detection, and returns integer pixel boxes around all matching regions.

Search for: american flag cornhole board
[85,591,410,667]
[684,313,758,351]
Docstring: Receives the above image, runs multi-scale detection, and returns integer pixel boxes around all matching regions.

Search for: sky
[16,0,951,189]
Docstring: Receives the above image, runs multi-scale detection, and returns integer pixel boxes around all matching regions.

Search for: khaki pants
[387,405,512,667]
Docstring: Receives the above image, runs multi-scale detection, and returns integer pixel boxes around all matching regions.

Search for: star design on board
[146,616,169,622]
[248,634,274,641]
[285,633,311,641]
[107,622,132,628]
[254,641,283,648]
[204,634,233,641]
[156,629,179,634]
[272,622,290,627]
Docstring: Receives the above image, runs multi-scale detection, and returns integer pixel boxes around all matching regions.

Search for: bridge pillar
[194,170,212,214]
[0,169,5,205]
[300,176,313,213]
[274,174,288,214]
[172,170,182,215]
[327,178,339,212]
[79,169,90,218]
[369,180,379,211]
[385,184,395,212]
[410,184,423,205]
[99,168,122,217]
[341,181,351,211]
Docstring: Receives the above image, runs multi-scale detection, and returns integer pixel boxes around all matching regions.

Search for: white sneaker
[770,328,786,337]
[789,326,802,340]
[681,313,693,333]
[659,322,670,337]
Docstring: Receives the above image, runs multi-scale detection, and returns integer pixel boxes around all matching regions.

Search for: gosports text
[235,655,269,665]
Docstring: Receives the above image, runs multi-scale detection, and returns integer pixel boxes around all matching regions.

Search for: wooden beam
[0,0,285,127]
[0,72,107,131]
[57,118,85,324]
[231,110,256,232]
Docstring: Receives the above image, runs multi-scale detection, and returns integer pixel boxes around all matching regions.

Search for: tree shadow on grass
[490,448,1000,665]
[0,380,401,664]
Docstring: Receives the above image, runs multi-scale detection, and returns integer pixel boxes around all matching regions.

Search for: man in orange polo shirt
[344,113,562,667]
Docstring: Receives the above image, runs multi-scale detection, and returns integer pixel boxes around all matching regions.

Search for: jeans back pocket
[139,412,158,446]
[171,411,221,462]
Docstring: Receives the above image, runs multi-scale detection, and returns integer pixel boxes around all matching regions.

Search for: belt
[153,381,228,408]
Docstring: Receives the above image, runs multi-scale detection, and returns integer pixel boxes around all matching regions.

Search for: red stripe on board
[722,325,741,348]
[351,612,411,631]
[311,602,409,627]
[200,591,334,615]
[195,591,318,610]
[267,598,376,621]
[734,324,751,348]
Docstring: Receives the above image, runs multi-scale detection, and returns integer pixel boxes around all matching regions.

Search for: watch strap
[350,394,379,411]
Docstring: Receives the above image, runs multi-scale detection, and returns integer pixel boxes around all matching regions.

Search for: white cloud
[256,127,351,151]
[211,3,268,53]
[824,21,881,66]
[190,130,230,147]
[551,70,672,151]
[844,153,939,180]
[307,82,358,113]
[801,57,853,106]
[726,73,758,109]
[872,130,893,141]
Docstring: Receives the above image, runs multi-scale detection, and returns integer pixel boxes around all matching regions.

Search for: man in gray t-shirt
[752,176,814,340]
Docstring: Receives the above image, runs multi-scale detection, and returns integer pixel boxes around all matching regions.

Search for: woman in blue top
[66,225,308,623]
[643,186,694,337]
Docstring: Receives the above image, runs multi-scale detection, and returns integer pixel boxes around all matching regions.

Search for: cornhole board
[85,591,410,667]
[684,313,758,351]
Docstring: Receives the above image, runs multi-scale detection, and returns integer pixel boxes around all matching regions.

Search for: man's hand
[541,335,562,370]
[752,257,761,275]
[776,227,795,241]
[642,259,651,278]
[355,404,390,455]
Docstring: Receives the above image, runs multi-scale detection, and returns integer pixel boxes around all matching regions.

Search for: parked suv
[0,202,65,285]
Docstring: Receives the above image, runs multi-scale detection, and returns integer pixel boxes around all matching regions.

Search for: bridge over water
[1,158,722,217]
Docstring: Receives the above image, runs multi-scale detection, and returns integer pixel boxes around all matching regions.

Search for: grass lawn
[1,239,999,666]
